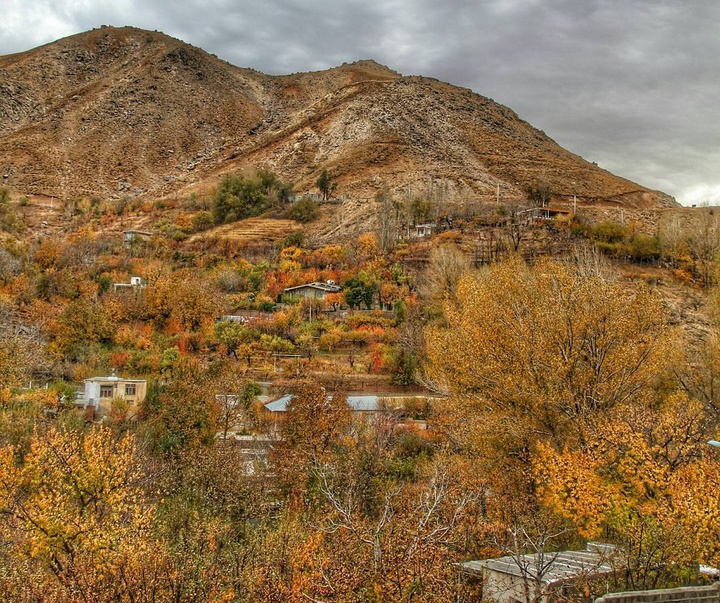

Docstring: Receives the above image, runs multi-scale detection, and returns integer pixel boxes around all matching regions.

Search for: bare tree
[419,244,471,306]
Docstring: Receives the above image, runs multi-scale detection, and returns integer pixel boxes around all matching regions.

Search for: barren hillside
[0,25,677,230]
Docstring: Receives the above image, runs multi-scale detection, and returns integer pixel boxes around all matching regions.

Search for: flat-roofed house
[123,230,152,248]
[460,543,618,603]
[113,276,146,291]
[81,375,147,418]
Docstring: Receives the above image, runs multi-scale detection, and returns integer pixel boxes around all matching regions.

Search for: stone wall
[595,583,720,603]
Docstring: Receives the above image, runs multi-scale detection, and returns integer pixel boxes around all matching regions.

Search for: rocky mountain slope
[0,26,676,221]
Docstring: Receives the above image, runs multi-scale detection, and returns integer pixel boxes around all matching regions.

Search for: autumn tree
[684,208,720,286]
[273,381,350,495]
[419,243,471,308]
[50,298,115,361]
[376,184,400,251]
[425,257,673,492]
[0,301,47,389]
[208,360,261,441]
[524,177,552,207]
[142,359,219,453]
[313,426,477,601]
[0,426,154,601]
[535,392,720,589]
[0,246,22,285]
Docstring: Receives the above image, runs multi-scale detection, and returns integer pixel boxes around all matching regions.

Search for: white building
[80,375,147,418]
[460,543,618,603]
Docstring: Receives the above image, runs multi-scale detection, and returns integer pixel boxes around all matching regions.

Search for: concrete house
[517,207,573,226]
[412,223,435,237]
[114,276,146,291]
[123,230,152,248]
[283,281,342,299]
[595,583,720,603]
[261,394,388,435]
[80,375,147,418]
[460,543,618,603]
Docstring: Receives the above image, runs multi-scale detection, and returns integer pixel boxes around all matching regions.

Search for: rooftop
[265,394,384,413]
[461,548,616,586]
[84,375,146,383]
[283,281,342,293]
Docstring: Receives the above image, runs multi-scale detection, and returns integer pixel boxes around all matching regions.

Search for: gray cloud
[1,0,718,204]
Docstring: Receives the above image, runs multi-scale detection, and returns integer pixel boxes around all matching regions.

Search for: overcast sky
[2,0,719,205]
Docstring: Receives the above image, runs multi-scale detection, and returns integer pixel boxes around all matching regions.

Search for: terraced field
[187,218,300,245]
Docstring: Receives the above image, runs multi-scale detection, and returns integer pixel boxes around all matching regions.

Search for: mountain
[0,26,676,222]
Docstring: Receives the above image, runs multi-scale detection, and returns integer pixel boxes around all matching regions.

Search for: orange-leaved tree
[534,392,720,590]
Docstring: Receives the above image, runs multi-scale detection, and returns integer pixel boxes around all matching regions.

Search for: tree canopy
[212,167,293,224]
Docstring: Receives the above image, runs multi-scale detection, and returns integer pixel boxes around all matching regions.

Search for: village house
[113,275,146,291]
[261,394,430,435]
[261,394,386,434]
[264,393,385,414]
[78,374,147,418]
[517,206,574,226]
[595,583,720,603]
[460,543,619,603]
[411,223,435,237]
[283,280,342,299]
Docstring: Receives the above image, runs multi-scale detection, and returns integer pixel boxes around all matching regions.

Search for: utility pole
[572,181,577,214]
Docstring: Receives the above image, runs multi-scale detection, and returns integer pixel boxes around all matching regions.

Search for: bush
[594,221,628,244]
[628,234,661,262]
[282,231,305,249]
[191,210,214,232]
[287,196,319,223]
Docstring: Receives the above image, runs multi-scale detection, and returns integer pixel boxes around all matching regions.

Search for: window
[100,385,113,398]
[125,384,136,396]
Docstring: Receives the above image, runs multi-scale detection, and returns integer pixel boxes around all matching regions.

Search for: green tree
[212,168,292,224]
[287,195,319,222]
[344,277,376,310]
[316,169,337,202]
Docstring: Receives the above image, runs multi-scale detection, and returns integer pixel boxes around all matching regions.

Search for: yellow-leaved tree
[534,392,720,590]
[0,425,154,601]
[424,255,678,574]
[426,256,673,470]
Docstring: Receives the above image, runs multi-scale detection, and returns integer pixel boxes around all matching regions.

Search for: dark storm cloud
[2,0,719,203]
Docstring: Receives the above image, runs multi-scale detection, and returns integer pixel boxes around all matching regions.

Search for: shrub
[191,210,214,232]
[287,196,319,223]
[628,234,661,262]
[594,221,628,244]
[282,231,305,249]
